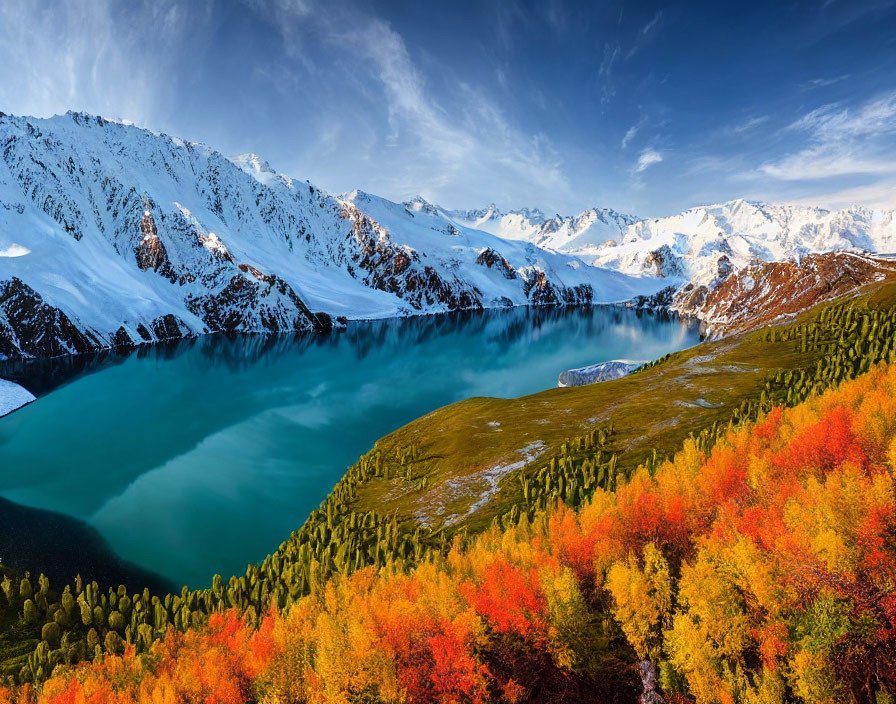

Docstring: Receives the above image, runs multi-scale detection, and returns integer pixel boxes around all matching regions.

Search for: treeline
[4,295,896,685]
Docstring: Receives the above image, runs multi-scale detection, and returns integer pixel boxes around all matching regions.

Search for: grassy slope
[350,277,896,533]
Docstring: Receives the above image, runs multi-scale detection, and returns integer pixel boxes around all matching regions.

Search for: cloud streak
[635,149,663,172]
[760,91,896,180]
[259,4,573,208]
[0,0,212,126]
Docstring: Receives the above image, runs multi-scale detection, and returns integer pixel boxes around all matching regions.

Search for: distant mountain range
[451,200,896,284]
[2,110,895,360]
[447,204,640,253]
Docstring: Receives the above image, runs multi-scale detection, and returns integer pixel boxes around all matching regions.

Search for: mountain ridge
[448,197,896,278]
[0,111,664,359]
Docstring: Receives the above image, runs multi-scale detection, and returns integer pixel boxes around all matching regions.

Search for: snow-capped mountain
[0,111,664,359]
[452,199,896,297]
[448,205,639,253]
[587,199,896,286]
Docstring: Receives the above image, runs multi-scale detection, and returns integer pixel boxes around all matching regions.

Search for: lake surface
[0,306,699,589]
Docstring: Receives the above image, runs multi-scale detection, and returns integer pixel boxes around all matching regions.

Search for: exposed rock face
[338,201,483,311]
[475,247,517,279]
[521,269,560,305]
[716,254,732,279]
[558,359,643,387]
[638,659,664,704]
[146,314,192,341]
[0,278,199,358]
[561,283,594,305]
[681,252,896,338]
[628,285,677,309]
[0,278,100,358]
[644,244,687,278]
[672,283,710,314]
[185,273,329,334]
[135,206,176,282]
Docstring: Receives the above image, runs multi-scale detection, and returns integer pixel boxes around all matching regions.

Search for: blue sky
[1,0,895,217]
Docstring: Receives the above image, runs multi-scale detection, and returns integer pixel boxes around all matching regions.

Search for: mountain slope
[0,112,664,359]
[452,199,896,332]
[683,250,896,337]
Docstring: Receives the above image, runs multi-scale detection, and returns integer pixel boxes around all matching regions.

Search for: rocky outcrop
[149,314,193,341]
[0,278,101,358]
[644,244,686,278]
[186,273,329,334]
[135,206,177,282]
[627,285,678,309]
[0,277,205,360]
[476,248,517,279]
[339,201,484,311]
[680,252,896,338]
[558,359,643,387]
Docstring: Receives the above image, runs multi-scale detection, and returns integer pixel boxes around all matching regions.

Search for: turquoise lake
[0,306,699,590]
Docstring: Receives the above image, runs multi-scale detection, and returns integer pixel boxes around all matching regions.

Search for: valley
[3,114,896,696]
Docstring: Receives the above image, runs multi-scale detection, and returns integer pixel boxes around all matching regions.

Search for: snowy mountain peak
[448,204,641,253]
[402,195,442,215]
[509,206,547,224]
[589,198,896,286]
[229,153,294,189]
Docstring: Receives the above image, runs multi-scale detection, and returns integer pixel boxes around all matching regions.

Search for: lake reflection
[0,305,699,588]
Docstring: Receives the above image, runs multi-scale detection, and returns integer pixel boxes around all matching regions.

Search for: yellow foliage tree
[606,542,672,660]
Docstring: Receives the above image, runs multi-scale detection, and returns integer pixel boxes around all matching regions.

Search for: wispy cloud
[250,3,573,207]
[790,91,896,139]
[621,125,639,148]
[598,42,621,104]
[798,74,851,91]
[759,90,896,180]
[787,179,896,211]
[635,148,663,172]
[640,11,663,35]
[760,149,896,180]
[626,10,662,59]
[0,0,212,125]
[726,115,769,135]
